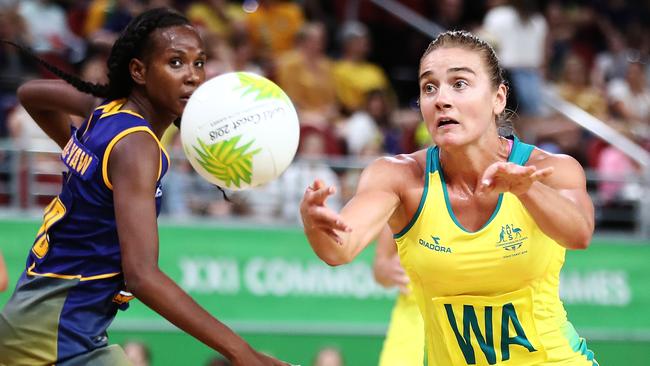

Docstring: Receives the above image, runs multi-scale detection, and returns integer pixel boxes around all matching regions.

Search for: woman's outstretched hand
[477,162,554,196]
[300,179,352,244]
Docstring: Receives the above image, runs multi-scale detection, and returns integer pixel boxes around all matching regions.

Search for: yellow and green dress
[378,284,425,366]
[394,137,597,365]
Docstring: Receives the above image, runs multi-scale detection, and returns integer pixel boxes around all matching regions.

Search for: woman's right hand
[300,179,351,244]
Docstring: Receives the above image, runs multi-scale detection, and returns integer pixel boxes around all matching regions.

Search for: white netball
[180,72,300,190]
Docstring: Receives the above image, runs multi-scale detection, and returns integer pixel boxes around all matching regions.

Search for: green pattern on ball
[235,72,290,103]
[192,136,262,188]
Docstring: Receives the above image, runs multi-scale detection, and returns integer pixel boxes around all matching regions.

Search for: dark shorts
[0,272,130,366]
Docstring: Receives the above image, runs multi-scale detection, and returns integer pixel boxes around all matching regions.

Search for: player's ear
[129,58,146,86]
[493,83,507,115]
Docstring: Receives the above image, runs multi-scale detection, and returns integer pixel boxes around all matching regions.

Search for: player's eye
[170,59,183,68]
[423,83,436,94]
[453,80,469,89]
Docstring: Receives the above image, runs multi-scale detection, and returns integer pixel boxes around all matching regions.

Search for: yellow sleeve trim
[102,127,165,190]
[82,99,129,136]
[99,109,145,120]
[27,262,120,282]
[100,100,123,113]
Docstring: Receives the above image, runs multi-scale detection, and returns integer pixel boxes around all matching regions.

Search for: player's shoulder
[93,99,145,123]
[527,147,583,171]
[356,150,427,196]
[92,109,149,139]
[98,110,146,124]
[367,149,427,177]
[527,147,586,187]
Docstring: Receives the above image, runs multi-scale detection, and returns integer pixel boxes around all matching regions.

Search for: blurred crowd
[0,0,649,229]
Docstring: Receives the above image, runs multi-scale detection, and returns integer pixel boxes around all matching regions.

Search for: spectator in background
[339,89,383,157]
[0,250,7,292]
[558,54,608,120]
[84,0,142,49]
[482,0,548,119]
[591,31,636,91]
[160,131,195,218]
[186,0,246,39]
[342,88,418,155]
[333,21,391,114]
[244,126,342,223]
[276,22,338,130]
[273,16,346,167]
[161,130,236,218]
[72,48,110,126]
[599,57,647,201]
[18,0,86,70]
[362,89,405,155]
[5,48,107,152]
[245,0,305,61]
[338,90,397,203]
[123,341,151,366]
[596,135,643,205]
[0,8,37,138]
[432,0,466,30]
[203,32,236,78]
[607,60,650,135]
[312,347,344,366]
[534,53,609,162]
[230,30,265,75]
[6,103,59,152]
[201,29,265,79]
[544,1,575,82]
[597,60,649,204]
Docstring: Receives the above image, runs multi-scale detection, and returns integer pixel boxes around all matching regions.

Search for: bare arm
[373,226,409,294]
[300,157,402,266]
[517,154,594,249]
[0,250,7,292]
[478,152,594,249]
[17,79,98,149]
[111,133,286,366]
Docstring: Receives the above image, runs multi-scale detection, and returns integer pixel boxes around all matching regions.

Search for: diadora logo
[155,186,163,198]
[496,224,528,258]
[419,236,452,253]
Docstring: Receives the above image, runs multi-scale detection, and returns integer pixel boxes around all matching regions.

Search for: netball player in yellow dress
[300,30,597,366]
[374,226,424,366]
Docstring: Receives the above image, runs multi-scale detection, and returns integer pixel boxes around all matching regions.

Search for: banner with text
[1,219,648,339]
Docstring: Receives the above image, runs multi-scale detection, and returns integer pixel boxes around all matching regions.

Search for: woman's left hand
[478,162,554,196]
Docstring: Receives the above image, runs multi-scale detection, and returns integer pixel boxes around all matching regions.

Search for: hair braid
[0,40,109,97]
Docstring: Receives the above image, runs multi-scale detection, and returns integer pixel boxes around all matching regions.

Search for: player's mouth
[180,93,192,104]
[180,90,194,104]
[436,116,459,128]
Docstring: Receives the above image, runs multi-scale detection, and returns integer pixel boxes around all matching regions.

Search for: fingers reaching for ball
[478,162,554,196]
[301,179,352,241]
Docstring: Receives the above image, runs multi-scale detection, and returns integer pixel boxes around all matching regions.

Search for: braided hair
[2,7,189,99]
